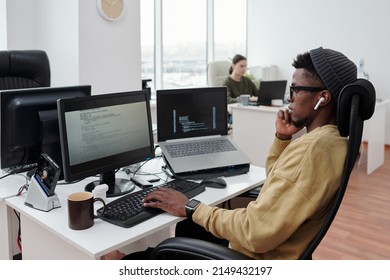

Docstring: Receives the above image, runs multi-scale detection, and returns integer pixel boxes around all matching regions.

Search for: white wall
[5,0,141,94]
[6,0,80,87]
[0,0,6,49]
[78,0,141,94]
[247,0,390,144]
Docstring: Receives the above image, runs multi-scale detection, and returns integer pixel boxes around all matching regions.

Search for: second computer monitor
[57,90,155,197]
[0,85,91,174]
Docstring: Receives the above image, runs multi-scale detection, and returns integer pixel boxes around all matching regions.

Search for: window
[162,0,207,88]
[214,0,246,60]
[140,0,155,91]
[141,0,247,91]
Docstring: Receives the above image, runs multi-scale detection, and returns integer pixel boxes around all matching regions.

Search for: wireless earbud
[314,97,325,110]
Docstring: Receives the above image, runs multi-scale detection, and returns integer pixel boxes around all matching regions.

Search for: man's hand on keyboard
[143,188,188,217]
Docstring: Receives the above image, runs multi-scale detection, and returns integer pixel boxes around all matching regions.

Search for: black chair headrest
[337,79,376,137]
[0,50,51,89]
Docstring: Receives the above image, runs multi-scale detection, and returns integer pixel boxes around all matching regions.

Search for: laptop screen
[257,80,287,106]
[157,87,228,142]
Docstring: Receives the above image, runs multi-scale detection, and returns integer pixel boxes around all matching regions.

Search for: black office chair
[0,50,51,89]
[150,79,376,260]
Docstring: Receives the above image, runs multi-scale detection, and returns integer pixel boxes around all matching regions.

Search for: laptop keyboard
[165,139,236,158]
[97,179,205,228]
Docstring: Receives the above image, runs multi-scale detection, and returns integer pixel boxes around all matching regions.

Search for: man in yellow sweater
[115,47,357,260]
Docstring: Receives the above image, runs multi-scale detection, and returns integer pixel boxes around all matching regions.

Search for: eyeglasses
[289,86,327,99]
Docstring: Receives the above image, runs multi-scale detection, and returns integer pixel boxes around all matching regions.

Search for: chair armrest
[151,237,253,260]
[238,185,263,198]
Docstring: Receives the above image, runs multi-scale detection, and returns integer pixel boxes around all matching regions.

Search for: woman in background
[223,54,258,104]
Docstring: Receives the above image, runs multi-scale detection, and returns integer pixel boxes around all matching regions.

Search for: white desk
[0,173,28,260]
[230,104,278,168]
[362,100,389,174]
[5,160,265,259]
[230,104,305,168]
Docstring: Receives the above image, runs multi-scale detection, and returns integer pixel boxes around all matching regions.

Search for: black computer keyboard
[97,179,205,228]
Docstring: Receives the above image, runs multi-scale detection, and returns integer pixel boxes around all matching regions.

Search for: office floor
[313,143,390,259]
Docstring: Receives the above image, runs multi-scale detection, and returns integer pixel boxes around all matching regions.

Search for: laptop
[156,87,250,179]
[249,80,287,106]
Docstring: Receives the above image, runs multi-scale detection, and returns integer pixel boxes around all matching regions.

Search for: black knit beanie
[309,47,357,101]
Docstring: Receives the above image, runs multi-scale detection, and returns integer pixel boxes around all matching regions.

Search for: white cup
[271,99,283,106]
[92,184,109,202]
[240,95,250,106]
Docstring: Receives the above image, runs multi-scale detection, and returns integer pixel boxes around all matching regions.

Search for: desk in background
[230,104,305,168]
[230,101,388,174]
[230,104,278,167]
[5,158,265,259]
[361,99,389,174]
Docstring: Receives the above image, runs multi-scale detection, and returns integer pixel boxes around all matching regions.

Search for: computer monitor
[0,85,92,174]
[255,80,287,106]
[57,90,155,197]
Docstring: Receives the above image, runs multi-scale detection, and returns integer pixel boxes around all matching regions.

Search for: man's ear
[321,90,333,105]
[314,90,332,110]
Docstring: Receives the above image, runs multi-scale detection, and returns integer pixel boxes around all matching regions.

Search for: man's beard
[292,118,307,128]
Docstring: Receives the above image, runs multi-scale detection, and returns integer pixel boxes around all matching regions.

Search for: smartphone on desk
[34,154,61,196]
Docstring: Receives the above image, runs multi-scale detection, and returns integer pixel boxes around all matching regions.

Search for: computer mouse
[200,177,227,188]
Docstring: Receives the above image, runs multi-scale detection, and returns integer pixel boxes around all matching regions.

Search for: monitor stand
[85,170,135,197]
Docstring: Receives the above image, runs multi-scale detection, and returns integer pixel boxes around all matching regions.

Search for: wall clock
[97,0,125,22]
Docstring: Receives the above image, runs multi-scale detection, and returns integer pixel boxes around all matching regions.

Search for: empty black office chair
[151,79,376,260]
[0,50,50,89]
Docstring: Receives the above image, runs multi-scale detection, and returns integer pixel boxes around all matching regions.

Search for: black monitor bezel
[156,86,228,142]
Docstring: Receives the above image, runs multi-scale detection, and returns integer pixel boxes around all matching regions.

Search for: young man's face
[287,69,324,128]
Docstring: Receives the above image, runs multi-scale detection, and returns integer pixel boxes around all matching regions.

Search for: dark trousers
[122,219,228,260]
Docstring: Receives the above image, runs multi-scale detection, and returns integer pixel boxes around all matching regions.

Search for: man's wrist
[275,132,292,141]
[185,199,201,220]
